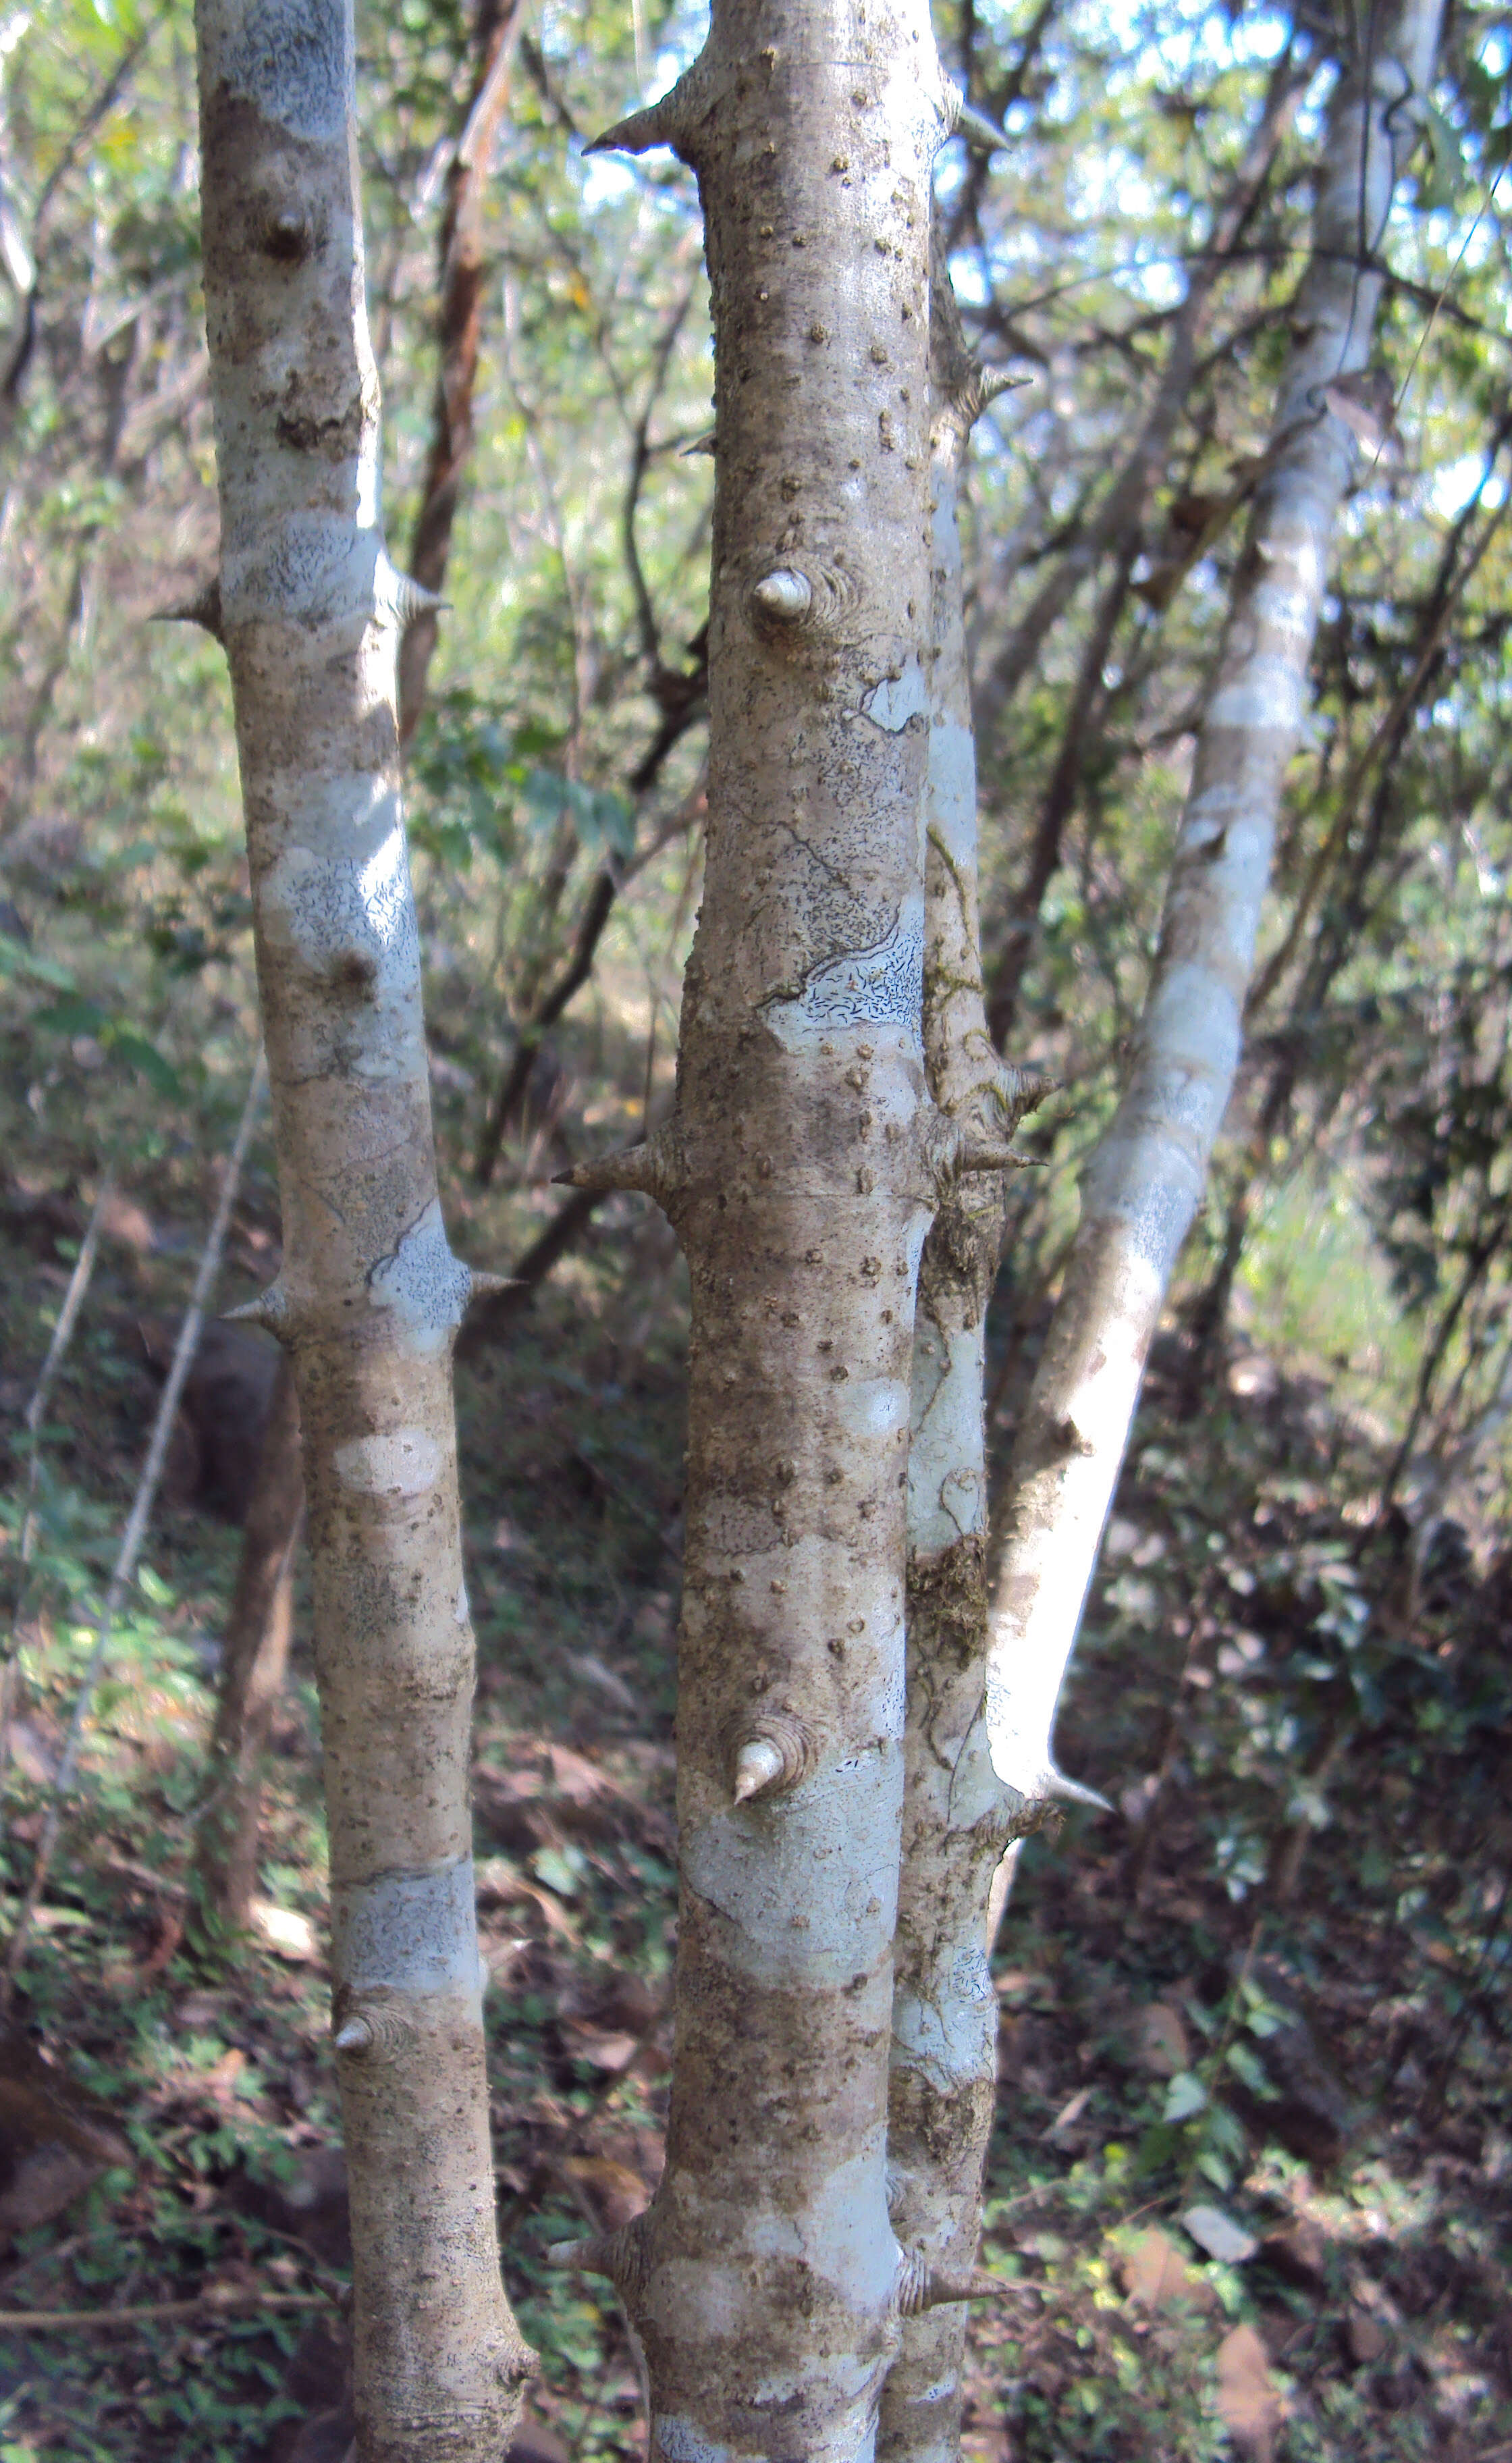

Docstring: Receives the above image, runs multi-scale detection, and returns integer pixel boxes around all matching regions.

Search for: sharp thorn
[751,568,812,621]
[1047,1766,1113,1814]
[221,1286,288,1333]
[979,369,1033,402]
[151,579,223,642]
[924,2267,1013,2308]
[586,96,680,156]
[732,1737,786,1803]
[466,1270,520,1306]
[955,100,1009,153]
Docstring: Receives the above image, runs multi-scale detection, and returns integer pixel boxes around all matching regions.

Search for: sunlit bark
[982,0,1444,1819]
[193,4,531,2453]
[554,6,1007,2451]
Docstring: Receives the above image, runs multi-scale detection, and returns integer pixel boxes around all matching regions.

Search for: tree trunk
[554,11,998,2453]
[881,261,1045,2463]
[193,6,531,2456]
[399,0,525,744]
[190,1354,304,1934]
[194,0,520,1944]
[981,0,1444,1814]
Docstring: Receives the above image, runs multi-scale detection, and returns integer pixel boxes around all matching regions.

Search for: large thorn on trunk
[151,578,223,641]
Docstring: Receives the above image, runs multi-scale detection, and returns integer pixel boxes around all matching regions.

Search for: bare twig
[1,1057,267,1996]
[0,1158,117,1791]
[0,2286,332,2332]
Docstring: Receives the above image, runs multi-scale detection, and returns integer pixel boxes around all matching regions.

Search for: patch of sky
[1430,456,1507,518]
[1094,0,1291,95]
[948,254,990,311]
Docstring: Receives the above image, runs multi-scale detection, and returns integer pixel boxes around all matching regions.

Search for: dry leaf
[1216,2321,1284,2460]
[1182,2202,1258,2262]
[1117,2227,1216,2313]
[562,2155,652,2228]
[1042,2084,1092,2140]
[1345,2310,1389,2366]
[249,1898,319,1963]
[560,2027,641,2073]
[1137,2001,1190,2077]
[566,1651,639,1712]
[1322,367,1403,462]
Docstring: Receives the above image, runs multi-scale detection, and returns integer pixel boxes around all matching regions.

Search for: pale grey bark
[554,6,1012,2454]
[983,0,1444,1813]
[192,5,530,2455]
[881,270,1043,2463]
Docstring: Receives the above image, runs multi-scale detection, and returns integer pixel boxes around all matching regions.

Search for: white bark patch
[333,1427,440,1497]
[926,718,975,864]
[834,1373,911,1443]
[683,1749,901,1986]
[1249,579,1314,640]
[1206,656,1304,735]
[863,656,929,734]
[908,1318,987,1554]
[763,903,924,1053]
[663,2383,878,2463]
[368,1198,472,1348]
[874,1656,907,1740]
[223,515,381,629]
[261,819,416,979]
[803,2140,899,2306]
[891,1943,996,2094]
[331,1855,483,1995]
[218,0,348,138]
[655,2417,731,2463]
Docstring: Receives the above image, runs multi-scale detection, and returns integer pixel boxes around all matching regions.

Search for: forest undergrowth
[1,1109,1507,2463]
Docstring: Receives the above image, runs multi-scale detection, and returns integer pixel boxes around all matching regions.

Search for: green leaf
[1418,100,1464,209]
[1225,2038,1277,2098]
[530,1843,585,1899]
[106,1028,183,1099]
[1162,2070,1208,2122]
[34,995,107,1036]
[0,933,76,991]
[522,769,570,835]
[1207,2101,1249,2158]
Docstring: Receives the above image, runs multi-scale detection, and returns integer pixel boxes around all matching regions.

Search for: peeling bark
[881,263,1044,2463]
[982,0,1444,1816]
[558,6,979,2451]
[192,5,531,2455]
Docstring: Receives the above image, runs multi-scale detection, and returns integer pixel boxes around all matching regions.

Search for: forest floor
[0,1144,1509,2463]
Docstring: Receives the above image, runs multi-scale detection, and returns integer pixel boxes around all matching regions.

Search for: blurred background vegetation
[0,0,1509,2454]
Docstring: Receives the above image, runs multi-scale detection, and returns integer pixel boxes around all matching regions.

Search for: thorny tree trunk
[193,5,531,2457]
[194,0,522,1938]
[981,0,1444,1815]
[190,1355,304,1933]
[556,9,1009,2454]
[881,264,1044,2463]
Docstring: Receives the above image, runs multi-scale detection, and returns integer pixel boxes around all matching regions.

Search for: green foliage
[3,0,1512,2452]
